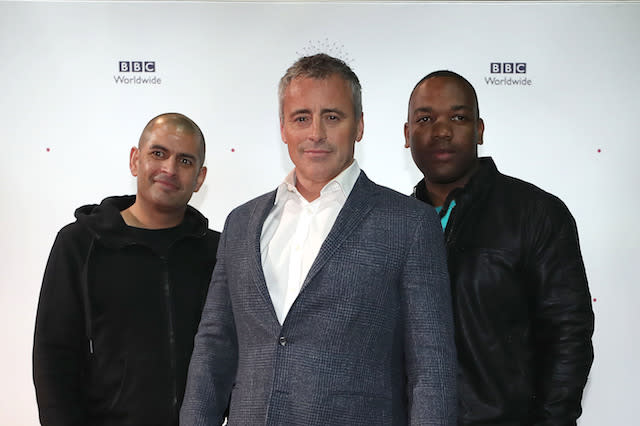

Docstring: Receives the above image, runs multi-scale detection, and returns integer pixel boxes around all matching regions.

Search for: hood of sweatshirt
[74,195,209,248]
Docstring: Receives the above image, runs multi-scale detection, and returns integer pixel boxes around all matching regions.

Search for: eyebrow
[289,108,311,116]
[321,108,347,116]
[148,144,168,152]
[412,107,433,115]
[288,108,347,117]
[148,144,197,161]
[411,105,471,115]
[177,153,198,161]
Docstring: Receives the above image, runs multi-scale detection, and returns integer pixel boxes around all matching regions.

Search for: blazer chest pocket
[342,231,394,268]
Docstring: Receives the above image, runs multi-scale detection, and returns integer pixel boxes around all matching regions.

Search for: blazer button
[279,336,287,346]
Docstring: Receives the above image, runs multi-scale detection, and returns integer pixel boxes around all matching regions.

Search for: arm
[33,228,89,426]
[404,208,457,425]
[529,200,594,425]
[180,221,238,426]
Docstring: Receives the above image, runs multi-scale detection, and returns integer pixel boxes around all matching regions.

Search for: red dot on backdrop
[597,149,601,153]
[593,298,597,302]
[231,148,235,152]
[46,148,50,152]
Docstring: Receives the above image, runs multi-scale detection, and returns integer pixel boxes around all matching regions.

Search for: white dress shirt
[260,160,361,324]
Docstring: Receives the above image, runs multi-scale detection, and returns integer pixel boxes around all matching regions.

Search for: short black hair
[409,70,480,119]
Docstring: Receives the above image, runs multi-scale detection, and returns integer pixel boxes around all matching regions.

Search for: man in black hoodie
[33,113,220,426]
[404,71,594,425]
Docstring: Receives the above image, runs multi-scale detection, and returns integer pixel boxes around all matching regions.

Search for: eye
[294,116,308,123]
[326,114,339,121]
[452,114,467,121]
[180,157,194,166]
[416,116,432,123]
[151,150,165,158]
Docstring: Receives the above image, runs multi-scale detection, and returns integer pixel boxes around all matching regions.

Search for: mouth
[430,148,455,161]
[154,178,180,190]
[303,149,332,157]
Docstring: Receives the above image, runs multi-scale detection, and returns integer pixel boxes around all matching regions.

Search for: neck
[122,201,185,229]
[295,178,323,202]
[423,181,457,207]
[293,160,354,202]
[424,161,479,206]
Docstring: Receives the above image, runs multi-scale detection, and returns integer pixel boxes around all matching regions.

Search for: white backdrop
[1,1,639,424]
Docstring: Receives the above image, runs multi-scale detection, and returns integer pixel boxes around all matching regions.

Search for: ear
[355,112,364,142]
[280,119,287,144]
[404,122,410,148]
[477,118,485,146]
[194,166,207,192]
[129,147,139,177]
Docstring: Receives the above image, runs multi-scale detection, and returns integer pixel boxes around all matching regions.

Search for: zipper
[162,233,200,417]
[444,209,458,249]
[161,257,178,413]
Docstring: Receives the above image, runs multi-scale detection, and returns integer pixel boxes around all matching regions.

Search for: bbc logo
[490,63,526,74]
[119,61,156,73]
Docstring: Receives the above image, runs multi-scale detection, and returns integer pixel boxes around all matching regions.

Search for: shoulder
[355,174,442,241]
[474,158,571,217]
[480,172,579,240]
[227,190,277,220]
[360,173,437,220]
[44,220,96,271]
[55,215,96,247]
[373,182,427,207]
[495,172,574,220]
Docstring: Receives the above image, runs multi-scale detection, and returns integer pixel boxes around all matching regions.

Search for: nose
[308,118,327,143]
[161,158,177,176]
[432,119,452,140]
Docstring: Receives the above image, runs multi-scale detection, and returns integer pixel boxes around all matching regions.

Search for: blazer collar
[248,190,280,320]
[250,171,380,325]
[301,170,379,289]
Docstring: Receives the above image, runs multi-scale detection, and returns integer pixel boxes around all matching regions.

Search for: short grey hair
[278,53,362,122]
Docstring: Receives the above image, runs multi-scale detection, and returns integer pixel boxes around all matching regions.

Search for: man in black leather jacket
[33,113,220,426]
[404,70,594,425]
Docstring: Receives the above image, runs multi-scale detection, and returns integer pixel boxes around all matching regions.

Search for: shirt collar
[274,160,361,205]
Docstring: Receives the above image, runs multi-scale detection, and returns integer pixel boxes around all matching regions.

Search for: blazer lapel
[246,191,278,314]
[301,171,379,289]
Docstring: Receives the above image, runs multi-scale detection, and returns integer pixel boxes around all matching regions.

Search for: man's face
[404,76,484,187]
[130,122,206,213]
[280,74,364,191]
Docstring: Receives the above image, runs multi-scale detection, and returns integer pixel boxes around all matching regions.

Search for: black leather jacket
[414,158,594,425]
[33,196,220,426]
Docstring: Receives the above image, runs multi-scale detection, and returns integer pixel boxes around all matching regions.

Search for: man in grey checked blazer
[180,54,457,425]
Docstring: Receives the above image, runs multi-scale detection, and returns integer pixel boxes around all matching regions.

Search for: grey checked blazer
[180,171,457,425]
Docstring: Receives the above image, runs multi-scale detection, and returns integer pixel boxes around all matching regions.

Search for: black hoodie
[33,195,220,426]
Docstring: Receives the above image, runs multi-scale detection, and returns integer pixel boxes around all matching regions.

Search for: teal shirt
[434,200,456,231]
